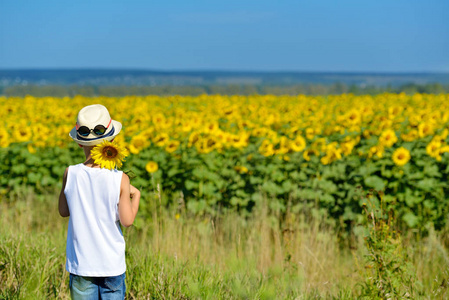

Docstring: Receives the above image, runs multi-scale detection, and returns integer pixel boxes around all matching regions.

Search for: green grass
[1,190,449,299]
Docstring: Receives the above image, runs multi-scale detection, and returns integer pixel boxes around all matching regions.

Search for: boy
[59,104,140,299]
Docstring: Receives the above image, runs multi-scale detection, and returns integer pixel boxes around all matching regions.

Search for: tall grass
[1,189,449,299]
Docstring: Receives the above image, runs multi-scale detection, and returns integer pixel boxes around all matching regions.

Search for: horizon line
[0,68,448,75]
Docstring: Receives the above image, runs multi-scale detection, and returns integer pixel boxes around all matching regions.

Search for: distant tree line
[1,82,448,97]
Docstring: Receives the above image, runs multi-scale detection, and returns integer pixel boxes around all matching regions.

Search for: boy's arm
[59,167,70,217]
[119,173,141,227]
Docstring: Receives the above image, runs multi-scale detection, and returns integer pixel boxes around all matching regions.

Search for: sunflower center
[103,146,118,158]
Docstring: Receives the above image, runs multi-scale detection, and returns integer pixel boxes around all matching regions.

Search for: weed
[357,189,421,299]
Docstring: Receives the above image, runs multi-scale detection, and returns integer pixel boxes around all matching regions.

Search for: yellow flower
[203,122,219,134]
[252,127,268,137]
[165,140,180,153]
[197,136,221,154]
[91,140,129,170]
[392,147,411,167]
[181,122,192,133]
[320,144,342,165]
[341,137,358,156]
[440,145,449,153]
[345,109,361,126]
[259,140,275,156]
[153,133,170,147]
[290,136,306,152]
[188,132,200,147]
[234,166,249,174]
[129,135,149,154]
[275,136,290,155]
[305,127,317,140]
[440,129,449,140]
[388,106,403,118]
[368,145,384,159]
[231,132,248,149]
[378,129,397,147]
[27,143,36,154]
[363,129,372,139]
[401,129,418,142]
[145,161,159,173]
[0,128,10,148]
[418,122,434,138]
[152,112,166,125]
[13,125,32,143]
[426,140,442,161]
[303,149,318,161]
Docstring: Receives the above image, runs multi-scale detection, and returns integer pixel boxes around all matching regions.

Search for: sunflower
[275,136,290,155]
[165,140,180,153]
[320,143,342,165]
[203,122,219,134]
[129,135,149,154]
[368,145,384,159]
[252,127,268,137]
[197,136,220,154]
[152,112,166,125]
[0,128,10,148]
[305,127,317,140]
[153,133,170,147]
[340,140,356,156]
[401,129,418,142]
[426,140,442,161]
[378,129,397,147]
[91,140,129,170]
[145,161,159,173]
[188,132,200,147]
[27,143,37,154]
[259,140,275,157]
[290,135,306,152]
[181,122,192,133]
[303,149,318,161]
[418,122,434,138]
[392,147,411,167]
[346,109,361,126]
[13,125,32,143]
[232,132,248,149]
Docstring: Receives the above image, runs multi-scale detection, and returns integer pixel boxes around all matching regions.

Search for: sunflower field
[2,93,449,230]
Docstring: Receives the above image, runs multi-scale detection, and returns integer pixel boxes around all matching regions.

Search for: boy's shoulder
[68,164,125,174]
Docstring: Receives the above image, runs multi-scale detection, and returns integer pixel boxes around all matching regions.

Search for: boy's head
[69,104,122,146]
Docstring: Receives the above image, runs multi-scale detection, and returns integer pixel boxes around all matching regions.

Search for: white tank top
[64,163,126,276]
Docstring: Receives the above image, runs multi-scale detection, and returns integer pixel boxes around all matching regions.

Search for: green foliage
[4,129,449,232]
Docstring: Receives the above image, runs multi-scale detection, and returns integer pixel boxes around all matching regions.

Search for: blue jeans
[69,273,126,300]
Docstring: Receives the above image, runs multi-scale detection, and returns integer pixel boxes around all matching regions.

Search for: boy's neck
[83,158,100,168]
[82,146,100,168]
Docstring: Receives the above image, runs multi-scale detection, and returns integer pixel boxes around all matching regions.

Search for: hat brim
[69,120,122,146]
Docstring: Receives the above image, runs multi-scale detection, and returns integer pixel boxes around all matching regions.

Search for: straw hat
[69,104,122,146]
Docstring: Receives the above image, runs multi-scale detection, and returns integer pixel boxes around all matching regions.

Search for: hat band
[77,126,116,141]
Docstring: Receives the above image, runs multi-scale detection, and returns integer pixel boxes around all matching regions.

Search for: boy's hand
[120,174,140,227]
[130,184,140,199]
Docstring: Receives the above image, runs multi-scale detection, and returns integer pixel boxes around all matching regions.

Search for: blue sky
[1,0,448,72]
